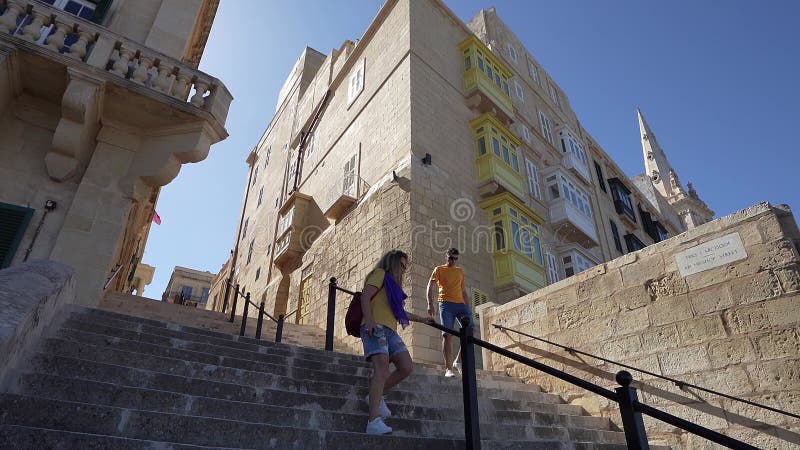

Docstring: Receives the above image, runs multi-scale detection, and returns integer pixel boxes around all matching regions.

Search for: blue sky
[142,0,800,297]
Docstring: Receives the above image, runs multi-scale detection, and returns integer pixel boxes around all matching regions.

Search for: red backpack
[344,283,384,337]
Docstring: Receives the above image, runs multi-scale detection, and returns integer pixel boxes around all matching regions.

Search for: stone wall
[0,261,75,391]
[478,203,800,449]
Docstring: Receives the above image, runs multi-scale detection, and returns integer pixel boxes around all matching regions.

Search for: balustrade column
[110,46,133,77]
[153,63,173,93]
[171,71,191,100]
[44,21,70,51]
[67,31,94,61]
[190,79,209,107]
[21,11,48,42]
[131,55,153,85]
[0,3,24,34]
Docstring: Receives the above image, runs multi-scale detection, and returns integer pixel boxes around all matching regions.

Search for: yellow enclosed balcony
[459,36,514,123]
[274,192,313,269]
[480,193,547,293]
[471,114,525,200]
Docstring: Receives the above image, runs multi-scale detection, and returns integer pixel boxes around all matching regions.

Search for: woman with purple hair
[360,249,433,435]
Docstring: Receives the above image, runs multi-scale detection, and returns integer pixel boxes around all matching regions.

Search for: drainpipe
[23,200,57,261]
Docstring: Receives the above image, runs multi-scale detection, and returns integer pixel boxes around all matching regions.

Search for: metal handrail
[494,324,800,421]
[326,277,762,450]
[225,280,285,343]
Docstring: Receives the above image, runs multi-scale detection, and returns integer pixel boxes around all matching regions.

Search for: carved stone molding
[46,69,105,182]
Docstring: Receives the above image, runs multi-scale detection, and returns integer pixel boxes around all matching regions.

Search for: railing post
[615,371,650,450]
[325,277,337,351]
[276,314,285,343]
[229,283,240,322]
[255,301,265,340]
[222,276,232,313]
[458,315,481,450]
[239,292,250,337]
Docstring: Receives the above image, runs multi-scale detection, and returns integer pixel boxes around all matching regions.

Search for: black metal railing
[494,324,800,422]
[226,281,285,343]
[326,278,762,450]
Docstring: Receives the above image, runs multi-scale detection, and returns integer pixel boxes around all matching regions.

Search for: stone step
[27,351,560,415]
[76,307,513,379]
[53,324,542,397]
[0,393,625,445]
[12,373,617,441]
[0,425,241,449]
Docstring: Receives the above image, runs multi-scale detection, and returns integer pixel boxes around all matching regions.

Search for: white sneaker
[452,362,462,376]
[366,417,392,435]
[444,368,456,378]
[365,394,391,418]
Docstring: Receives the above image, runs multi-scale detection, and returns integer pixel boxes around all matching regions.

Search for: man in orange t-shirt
[427,248,473,377]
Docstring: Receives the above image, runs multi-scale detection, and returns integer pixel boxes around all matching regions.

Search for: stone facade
[478,202,800,449]
[162,265,214,307]
[0,0,230,306]
[220,0,714,368]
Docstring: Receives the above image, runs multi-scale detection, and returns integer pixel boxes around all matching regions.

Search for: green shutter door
[0,202,34,269]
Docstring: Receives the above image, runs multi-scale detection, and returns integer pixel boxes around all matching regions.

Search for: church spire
[638,107,676,199]
[637,108,714,229]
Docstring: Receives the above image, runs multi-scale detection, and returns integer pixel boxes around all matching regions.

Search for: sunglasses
[448,256,458,260]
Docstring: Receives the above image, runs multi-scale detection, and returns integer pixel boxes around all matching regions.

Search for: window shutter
[91,0,113,24]
[471,288,490,324]
[0,203,34,269]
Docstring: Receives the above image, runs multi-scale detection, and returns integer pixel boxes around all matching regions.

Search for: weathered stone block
[723,304,771,335]
[676,315,727,346]
[729,270,783,305]
[658,345,711,376]
[690,284,733,315]
[691,366,754,397]
[614,285,651,310]
[764,295,800,328]
[775,264,800,294]
[646,272,689,301]
[707,336,757,369]
[620,254,665,287]
[648,295,693,326]
[747,358,800,392]
[641,325,680,354]
[754,328,800,360]
[598,334,642,361]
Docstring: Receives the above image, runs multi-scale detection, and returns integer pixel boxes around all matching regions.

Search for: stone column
[49,123,139,306]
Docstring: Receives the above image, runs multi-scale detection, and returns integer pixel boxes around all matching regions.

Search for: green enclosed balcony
[471,113,525,200]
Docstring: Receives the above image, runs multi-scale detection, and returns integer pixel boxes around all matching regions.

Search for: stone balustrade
[0,0,229,117]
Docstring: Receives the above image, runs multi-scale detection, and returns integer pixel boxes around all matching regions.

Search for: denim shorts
[439,301,474,337]
[360,324,408,360]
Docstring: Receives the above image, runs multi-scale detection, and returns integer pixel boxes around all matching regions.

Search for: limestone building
[162,265,213,307]
[0,0,231,306]
[220,0,712,363]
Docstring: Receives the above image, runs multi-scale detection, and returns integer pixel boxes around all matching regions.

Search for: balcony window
[348,58,365,105]
[489,201,543,265]
[471,113,525,198]
[548,82,559,106]
[459,36,513,117]
[610,220,623,254]
[608,177,636,224]
[528,60,539,84]
[513,80,524,101]
[562,251,595,278]
[521,125,531,143]
[251,166,258,186]
[257,187,263,207]
[264,146,271,167]
[625,233,647,252]
[545,173,593,219]
[42,0,98,21]
[481,193,547,292]
[181,285,193,300]
[594,161,607,193]
[507,43,518,63]
[246,239,254,264]
[241,218,248,240]
[639,205,670,243]
[558,128,588,169]
[525,158,541,200]
[200,287,209,303]
[545,252,559,284]
[538,111,553,145]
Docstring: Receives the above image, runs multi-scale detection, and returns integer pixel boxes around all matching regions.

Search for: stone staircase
[0,305,671,449]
